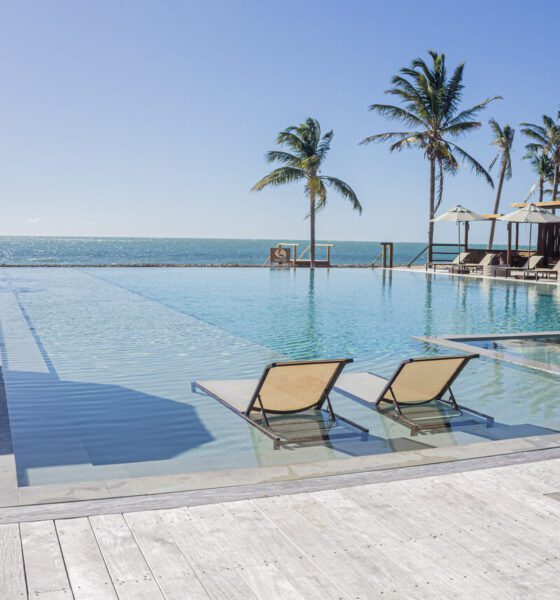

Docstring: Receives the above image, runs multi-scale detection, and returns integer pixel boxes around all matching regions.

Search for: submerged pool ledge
[2,431,558,509]
[416,331,560,375]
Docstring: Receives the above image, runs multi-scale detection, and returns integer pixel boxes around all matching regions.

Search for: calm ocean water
[0,236,496,267]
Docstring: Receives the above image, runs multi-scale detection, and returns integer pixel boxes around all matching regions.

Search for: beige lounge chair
[503,255,543,279]
[528,261,560,281]
[192,359,368,449]
[334,354,493,435]
[428,252,471,272]
[452,252,497,274]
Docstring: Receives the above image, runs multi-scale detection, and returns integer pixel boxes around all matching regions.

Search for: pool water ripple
[1,267,560,488]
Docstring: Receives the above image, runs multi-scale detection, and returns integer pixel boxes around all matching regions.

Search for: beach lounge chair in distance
[527,260,560,281]
[503,255,543,279]
[334,354,494,436]
[192,358,368,449]
[427,252,471,272]
[452,252,497,274]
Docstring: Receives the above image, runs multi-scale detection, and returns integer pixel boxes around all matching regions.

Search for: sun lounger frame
[192,359,369,449]
[427,252,471,272]
[502,255,544,279]
[373,354,494,435]
[451,253,497,274]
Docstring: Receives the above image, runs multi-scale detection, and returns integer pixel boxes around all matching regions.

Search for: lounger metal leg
[192,381,283,449]
[328,410,369,434]
[237,412,283,449]
[324,396,369,435]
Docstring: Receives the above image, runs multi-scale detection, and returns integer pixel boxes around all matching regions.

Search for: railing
[405,243,466,268]
[429,243,466,263]
[406,245,428,268]
[297,244,334,263]
[370,250,383,268]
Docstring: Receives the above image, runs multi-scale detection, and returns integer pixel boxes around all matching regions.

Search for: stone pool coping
[0,429,559,511]
[415,331,560,375]
[1,438,560,524]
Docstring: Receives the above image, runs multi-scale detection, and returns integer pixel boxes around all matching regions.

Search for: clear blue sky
[1,0,559,244]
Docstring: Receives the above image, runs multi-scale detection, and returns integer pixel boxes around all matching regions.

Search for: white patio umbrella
[498,203,560,256]
[431,205,487,256]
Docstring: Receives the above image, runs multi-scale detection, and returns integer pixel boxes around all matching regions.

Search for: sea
[0,236,497,267]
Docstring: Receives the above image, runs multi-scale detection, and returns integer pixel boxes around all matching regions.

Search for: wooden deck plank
[341,473,560,596]
[253,494,399,599]
[189,501,349,599]
[124,510,210,600]
[0,523,26,599]
[319,485,516,598]
[89,514,164,600]
[266,490,482,599]
[56,517,118,600]
[160,508,259,599]
[21,520,72,599]
[239,564,307,600]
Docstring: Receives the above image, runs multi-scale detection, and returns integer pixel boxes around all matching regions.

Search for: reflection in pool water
[1,267,560,488]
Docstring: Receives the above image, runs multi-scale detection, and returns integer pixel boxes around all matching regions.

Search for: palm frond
[251,167,306,192]
[265,150,301,167]
[321,176,362,213]
[276,130,308,156]
[360,131,417,145]
[368,104,427,127]
[443,121,482,137]
[444,96,502,128]
[390,134,427,152]
[447,142,494,187]
[488,153,499,172]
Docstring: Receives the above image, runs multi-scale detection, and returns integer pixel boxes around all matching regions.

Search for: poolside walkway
[1,458,559,599]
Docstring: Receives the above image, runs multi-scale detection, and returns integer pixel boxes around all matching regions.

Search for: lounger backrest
[480,253,496,266]
[524,255,543,269]
[377,355,478,404]
[248,359,351,414]
[553,261,560,272]
[452,252,470,265]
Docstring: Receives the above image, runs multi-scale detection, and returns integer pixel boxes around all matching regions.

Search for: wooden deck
[2,458,560,599]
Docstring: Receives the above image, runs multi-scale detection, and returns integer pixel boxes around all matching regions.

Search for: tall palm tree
[487,120,514,249]
[252,118,362,269]
[361,50,499,262]
[523,149,554,202]
[521,112,560,202]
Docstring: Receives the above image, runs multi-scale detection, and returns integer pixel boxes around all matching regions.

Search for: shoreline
[0,263,377,268]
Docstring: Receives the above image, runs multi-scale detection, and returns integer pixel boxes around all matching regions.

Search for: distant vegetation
[487,120,515,249]
[521,113,560,203]
[252,118,361,269]
[254,50,560,256]
[362,50,499,260]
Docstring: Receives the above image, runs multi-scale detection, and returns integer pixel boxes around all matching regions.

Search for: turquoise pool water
[2,267,560,489]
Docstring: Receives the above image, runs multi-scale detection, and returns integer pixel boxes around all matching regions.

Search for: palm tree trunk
[309,190,316,270]
[539,176,544,202]
[553,164,559,202]
[428,158,436,263]
[488,162,506,250]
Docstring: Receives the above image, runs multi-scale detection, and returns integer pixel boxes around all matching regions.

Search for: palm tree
[523,149,554,202]
[361,50,499,262]
[252,118,362,269]
[521,112,560,202]
[487,120,514,249]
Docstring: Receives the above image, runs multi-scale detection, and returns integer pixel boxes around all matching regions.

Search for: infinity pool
[1,267,560,498]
